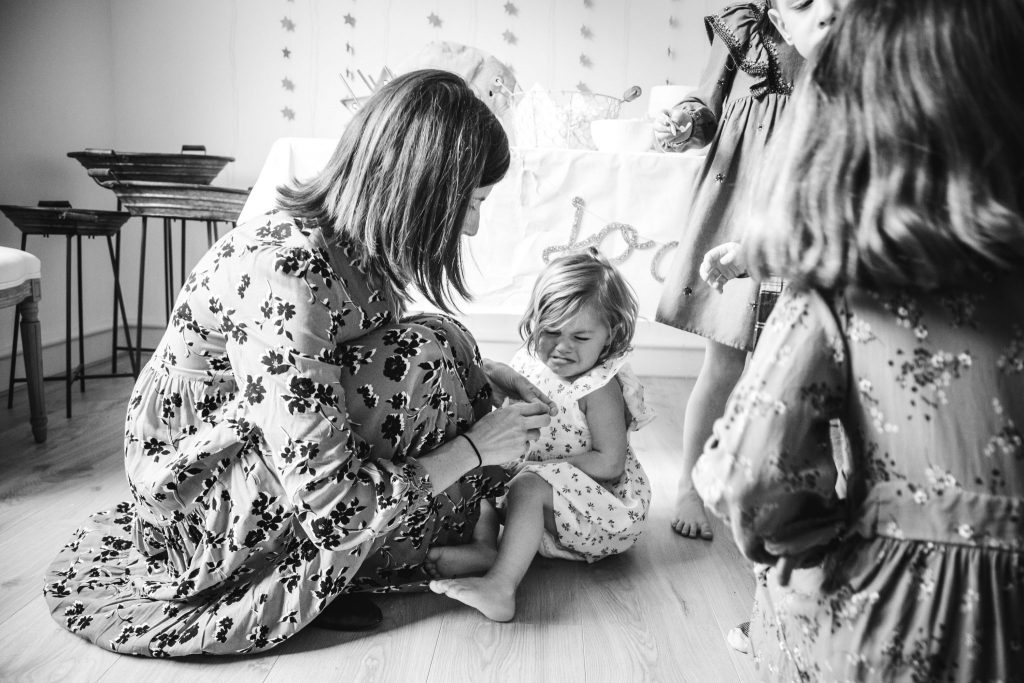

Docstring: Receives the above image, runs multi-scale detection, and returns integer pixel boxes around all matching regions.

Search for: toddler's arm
[566,380,628,482]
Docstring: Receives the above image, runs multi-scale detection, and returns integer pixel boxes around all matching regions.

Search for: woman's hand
[653,107,694,152]
[482,359,557,415]
[466,401,553,467]
[699,242,747,292]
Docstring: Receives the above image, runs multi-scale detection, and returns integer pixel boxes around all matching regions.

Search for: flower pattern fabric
[505,348,653,563]
[693,282,1024,681]
[43,212,506,656]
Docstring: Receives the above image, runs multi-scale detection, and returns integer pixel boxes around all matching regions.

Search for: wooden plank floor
[0,356,757,683]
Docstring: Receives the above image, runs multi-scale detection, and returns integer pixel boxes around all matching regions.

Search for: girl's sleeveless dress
[655,3,803,352]
[506,348,654,563]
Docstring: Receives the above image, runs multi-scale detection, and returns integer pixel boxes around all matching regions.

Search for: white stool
[0,246,46,442]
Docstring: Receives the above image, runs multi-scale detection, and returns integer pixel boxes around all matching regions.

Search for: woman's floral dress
[693,281,1024,681]
[505,348,654,563]
[43,211,507,656]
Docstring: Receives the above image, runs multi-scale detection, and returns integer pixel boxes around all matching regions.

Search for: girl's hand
[482,359,557,415]
[466,401,553,467]
[699,242,747,292]
[653,107,694,152]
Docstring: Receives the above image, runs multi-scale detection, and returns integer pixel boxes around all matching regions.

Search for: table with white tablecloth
[242,138,706,375]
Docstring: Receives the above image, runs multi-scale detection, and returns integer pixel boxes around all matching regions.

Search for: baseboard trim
[0,325,164,399]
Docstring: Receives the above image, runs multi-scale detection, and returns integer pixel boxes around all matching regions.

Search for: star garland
[502,2,518,47]
[578,0,593,86]
[542,197,679,283]
[280,4,295,121]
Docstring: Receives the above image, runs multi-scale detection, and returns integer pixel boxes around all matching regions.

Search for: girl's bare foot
[424,541,498,579]
[671,488,713,540]
[429,577,516,622]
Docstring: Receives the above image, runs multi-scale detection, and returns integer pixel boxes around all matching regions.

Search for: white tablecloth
[242,138,705,321]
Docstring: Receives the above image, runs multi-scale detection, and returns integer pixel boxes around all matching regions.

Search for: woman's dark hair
[519,248,638,365]
[744,0,1024,291]
[276,69,510,312]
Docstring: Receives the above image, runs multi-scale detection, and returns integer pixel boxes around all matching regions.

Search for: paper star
[427,12,442,27]
[579,53,592,68]
[580,25,593,39]
[668,15,679,27]
[282,46,291,58]
[583,0,593,7]
[343,13,355,27]
[280,17,295,31]
[576,82,591,93]
[281,107,295,120]
[504,2,518,16]
[281,77,295,91]
[502,30,517,44]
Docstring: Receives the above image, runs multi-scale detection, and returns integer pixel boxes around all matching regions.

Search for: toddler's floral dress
[506,348,654,562]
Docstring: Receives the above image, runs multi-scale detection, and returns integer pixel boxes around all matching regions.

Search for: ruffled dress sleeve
[569,354,655,432]
[668,3,765,150]
[617,362,655,431]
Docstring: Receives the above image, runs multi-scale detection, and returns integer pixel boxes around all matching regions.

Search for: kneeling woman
[44,70,554,656]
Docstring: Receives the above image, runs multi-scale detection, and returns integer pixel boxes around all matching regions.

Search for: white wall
[0,0,121,370]
[1,0,716,374]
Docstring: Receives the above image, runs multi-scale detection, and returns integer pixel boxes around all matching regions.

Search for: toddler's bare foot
[671,488,713,540]
[429,577,516,622]
[424,541,498,579]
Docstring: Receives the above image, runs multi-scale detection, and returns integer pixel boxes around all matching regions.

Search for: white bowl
[589,118,654,153]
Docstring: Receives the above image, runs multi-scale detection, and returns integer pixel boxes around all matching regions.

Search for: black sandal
[312,593,384,632]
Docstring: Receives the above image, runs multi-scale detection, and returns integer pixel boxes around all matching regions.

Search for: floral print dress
[506,348,654,563]
[693,281,1024,681]
[43,211,506,656]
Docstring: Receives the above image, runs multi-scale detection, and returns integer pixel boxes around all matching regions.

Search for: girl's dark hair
[744,0,1024,291]
[519,248,638,365]
[276,69,510,312]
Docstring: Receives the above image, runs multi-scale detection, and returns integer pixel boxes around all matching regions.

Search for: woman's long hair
[744,0,1024,292]
[276,69,510,313]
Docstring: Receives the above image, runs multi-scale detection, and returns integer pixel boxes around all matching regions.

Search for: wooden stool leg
[18,288,47,443]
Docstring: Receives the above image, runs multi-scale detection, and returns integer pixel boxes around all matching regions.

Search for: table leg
[106,235,138,377]
[64,235,72,418]
[163,218,173,322]
[76,234,85,394]
[6,234,28,408]
[180,219,187,298]
[136,217,148,372]
[111,230,121,374]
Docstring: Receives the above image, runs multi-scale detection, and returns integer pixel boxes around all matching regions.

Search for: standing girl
[694,0,1024,677]
[429,249,654,621]
[653,0,839,539]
